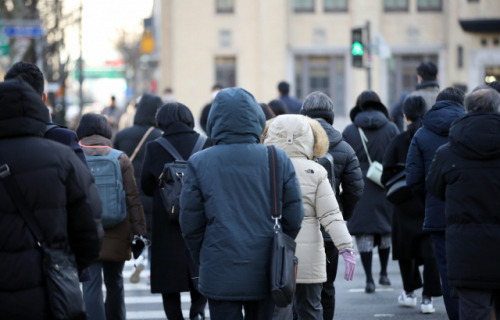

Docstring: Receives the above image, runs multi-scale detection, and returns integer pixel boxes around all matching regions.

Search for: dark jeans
[82,261,126,320]
[321,241,338,320]
[430,232,459,320]
[457,287,500,320]
[208,297,275,320]
[295,283,323,320]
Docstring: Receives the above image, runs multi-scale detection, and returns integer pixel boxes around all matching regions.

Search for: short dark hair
[465,88,500,113]
[156,102,195,131]
[403,95,426,122]
[417,62,438,81]
[212,84,223,91]
[268,99,288,116]
[76,113,112,140]
[488,81,500,94]
[436,87,465,105]
[4,61,44,96]
[278,81,290,94]
[259,103,276,120]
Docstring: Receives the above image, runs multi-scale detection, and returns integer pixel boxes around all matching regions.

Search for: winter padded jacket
[427,112,500,289]
[180,88,304,301]
[406,100,465,231]
[81,135,146,261]
[263,115,353,283]
[0,79,103,319]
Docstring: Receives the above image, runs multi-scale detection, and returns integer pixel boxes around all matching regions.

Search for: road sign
[3,25,45,38]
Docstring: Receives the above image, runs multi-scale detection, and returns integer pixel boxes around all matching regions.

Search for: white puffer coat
[262,115,354,283]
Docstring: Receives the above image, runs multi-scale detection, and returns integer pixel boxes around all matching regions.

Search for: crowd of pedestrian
[1,59,500,320]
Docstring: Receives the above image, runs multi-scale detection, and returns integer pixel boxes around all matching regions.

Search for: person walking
[179,88,304,320]
[406,87,466,320]
[114,93,163,282]
[300,91,364,319]
[408,61,440,111]
[263,114,356,319]
[278,81,302,114]
[427,87,500,320]
[78,113,147,320]
[342,90,399,294]
[141,102,212,320]
[381,95,442,314]
[0,78,103,319]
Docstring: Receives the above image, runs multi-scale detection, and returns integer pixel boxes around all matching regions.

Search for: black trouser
[321,241,339,320]
[208,297,275,320]
[162,280,207,320]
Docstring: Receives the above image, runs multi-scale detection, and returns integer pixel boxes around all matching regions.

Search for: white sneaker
[129,264,145,284]
[398,291,417,307]
[421,296,435,314]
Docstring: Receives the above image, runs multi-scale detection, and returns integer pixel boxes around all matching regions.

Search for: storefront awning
[459,19,500,33]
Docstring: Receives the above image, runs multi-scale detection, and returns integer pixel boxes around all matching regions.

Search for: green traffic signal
[352,41,364,56]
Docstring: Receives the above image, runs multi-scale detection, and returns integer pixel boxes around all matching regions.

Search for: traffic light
[351,27,364,68]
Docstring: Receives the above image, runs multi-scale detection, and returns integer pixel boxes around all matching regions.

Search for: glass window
[294,0,314,13]
[324,0,348,12]
[216,0,234,14]
[219,30,232,48]
[384,0,408,12]
[417,0,442,11]
[215,57,236,88]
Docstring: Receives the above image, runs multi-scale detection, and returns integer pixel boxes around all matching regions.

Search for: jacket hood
[207,88,265,145]
[261,114,328,160]
[416,80,439,90]
[0,78,49,139]
[423,100,465,136]
[352,109,390,130]
[449,112,500,160]
[134,94,163,126]
[315,118,342,149]
[350,100,389,122]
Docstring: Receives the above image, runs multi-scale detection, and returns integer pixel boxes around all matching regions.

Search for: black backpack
[156,135,207,222]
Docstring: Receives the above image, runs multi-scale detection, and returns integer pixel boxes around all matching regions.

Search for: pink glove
[339,249,356,281]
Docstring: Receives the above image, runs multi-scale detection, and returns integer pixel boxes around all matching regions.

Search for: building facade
[153,0,500,119]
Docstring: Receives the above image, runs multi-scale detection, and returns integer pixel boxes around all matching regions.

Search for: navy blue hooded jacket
[406,100,465,231]
[180,88,304,301]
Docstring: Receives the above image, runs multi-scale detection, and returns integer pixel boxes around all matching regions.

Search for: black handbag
[0,162,86,320]
[267,146,298,307]
[385,167,413,204]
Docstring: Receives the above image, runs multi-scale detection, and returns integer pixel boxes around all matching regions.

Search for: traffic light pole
[366,20,372,91]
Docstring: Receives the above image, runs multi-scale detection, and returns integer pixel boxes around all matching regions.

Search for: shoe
[129,263,145,283]
[398,291,417,307]
[190,313,205,320]
[379,274,391,286]
[421,296,435,314]
[365,280,375,293]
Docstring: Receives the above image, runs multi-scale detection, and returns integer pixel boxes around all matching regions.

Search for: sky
[64,0,154,66]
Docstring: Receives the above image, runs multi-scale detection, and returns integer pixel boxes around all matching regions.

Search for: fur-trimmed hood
[261,114,328,160]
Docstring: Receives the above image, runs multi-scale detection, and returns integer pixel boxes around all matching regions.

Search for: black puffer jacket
[0,79,103,319]
[427,112,500,289]
[114,94,163,235]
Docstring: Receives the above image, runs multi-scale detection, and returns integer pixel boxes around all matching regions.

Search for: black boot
[360,251,375,293]
[378,247,391,286]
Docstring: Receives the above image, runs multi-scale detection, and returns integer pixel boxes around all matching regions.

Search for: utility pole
[78,0,84,119]
[365,20,372,91]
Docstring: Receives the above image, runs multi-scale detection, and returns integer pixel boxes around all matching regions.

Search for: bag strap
[267,145,280,222]
[156,137,184,161]
[0,160,46,246]
[324,153,335,187]
[129,126,155,162]
[358,127,373,165]
[190,135,207,157]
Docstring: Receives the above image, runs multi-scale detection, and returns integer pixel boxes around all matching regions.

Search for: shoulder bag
[385,164,413,204]
[0,161,86,320]
[358,127,384,188]
[267,145,298,307]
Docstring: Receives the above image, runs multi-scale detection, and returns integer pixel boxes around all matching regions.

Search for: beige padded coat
[262,115,353,283]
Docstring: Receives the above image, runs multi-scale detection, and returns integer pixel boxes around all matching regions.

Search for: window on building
[387,54,438,106]
[294,0,314,13]
[324,0,347,12]
[417,0,442,11]
[295,55,346,116]
[215,57,236,88]
[384,0,408,12]
[216,0,234,14]
[219,29,232,48]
